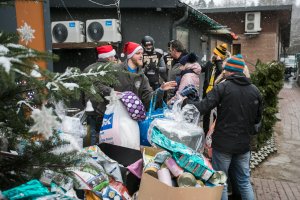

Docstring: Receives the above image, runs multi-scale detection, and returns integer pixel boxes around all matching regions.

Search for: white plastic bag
[59,109,86,150]
[164,98,200,126]
[148,118,205,152]
[99,91,140,150]
[149,99,204,152]
[61,115,86,138]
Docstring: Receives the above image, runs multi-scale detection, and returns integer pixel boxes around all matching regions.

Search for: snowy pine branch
[0,30,119,189]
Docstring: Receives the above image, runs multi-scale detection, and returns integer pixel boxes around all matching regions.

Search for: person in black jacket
[186,54,262,200]
[201,43,228,134]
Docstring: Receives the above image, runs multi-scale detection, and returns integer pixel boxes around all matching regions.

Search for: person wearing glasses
[166,40,188,99]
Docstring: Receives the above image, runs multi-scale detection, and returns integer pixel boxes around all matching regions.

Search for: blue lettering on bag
[100,113,114,131]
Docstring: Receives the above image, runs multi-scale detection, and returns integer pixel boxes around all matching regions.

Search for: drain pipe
[172,6,189,39]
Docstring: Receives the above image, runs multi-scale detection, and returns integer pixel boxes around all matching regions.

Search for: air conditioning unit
[86,19,122,43]
[51,21,85,43]
[245,12,262,33]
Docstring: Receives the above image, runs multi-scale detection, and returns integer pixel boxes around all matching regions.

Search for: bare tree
[193,0,199,6]
[194,0,207,8]
[259,0,285,5]
[208,0,215,8]
[234,0,246,6]
[285,0,295,4]
[223,0,234,6]
[258,0,269,5]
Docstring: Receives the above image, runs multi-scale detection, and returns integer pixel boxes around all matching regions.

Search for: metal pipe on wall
[172,6,189,40]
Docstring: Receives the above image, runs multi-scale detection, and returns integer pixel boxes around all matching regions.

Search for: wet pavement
[251,79,300,199]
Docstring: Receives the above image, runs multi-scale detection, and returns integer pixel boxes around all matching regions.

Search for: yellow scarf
[206,66,216,94]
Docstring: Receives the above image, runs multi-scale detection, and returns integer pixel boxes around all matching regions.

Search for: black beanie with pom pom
[179,52,198,65]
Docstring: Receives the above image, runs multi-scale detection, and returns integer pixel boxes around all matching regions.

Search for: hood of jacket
[225,73,251,86]
[121,60,144,75]
[183,62,202,75]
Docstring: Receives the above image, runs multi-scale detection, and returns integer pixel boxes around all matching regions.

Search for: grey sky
[182,0,257,6]
[182,0,300,6]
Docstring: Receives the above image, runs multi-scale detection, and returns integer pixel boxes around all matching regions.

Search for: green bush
[251,60,285,146]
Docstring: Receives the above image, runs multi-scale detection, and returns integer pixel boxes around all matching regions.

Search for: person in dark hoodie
[184,54,262,200]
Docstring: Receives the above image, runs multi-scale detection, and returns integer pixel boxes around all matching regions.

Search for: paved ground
[252,178,300,200]
[251,80,300,199]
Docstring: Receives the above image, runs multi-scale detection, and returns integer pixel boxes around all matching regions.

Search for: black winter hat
[179,52,198,65]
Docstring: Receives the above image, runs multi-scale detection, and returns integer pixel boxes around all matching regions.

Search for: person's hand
[160,81,177,91]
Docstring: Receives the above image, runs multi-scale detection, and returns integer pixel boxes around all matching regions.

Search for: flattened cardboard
[139,173,223,200]
[98,143,142,166]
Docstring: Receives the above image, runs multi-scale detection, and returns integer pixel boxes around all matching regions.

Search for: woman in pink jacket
[176,52,202,101]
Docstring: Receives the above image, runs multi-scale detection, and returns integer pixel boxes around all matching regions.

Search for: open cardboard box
[139,173,224,200]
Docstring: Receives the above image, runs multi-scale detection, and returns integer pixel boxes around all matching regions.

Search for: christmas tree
[251,60,285,146]
[0,31,118,190]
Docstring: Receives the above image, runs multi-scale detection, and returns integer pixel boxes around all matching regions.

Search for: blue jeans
[87,115,99,146]
[212,149,254,200]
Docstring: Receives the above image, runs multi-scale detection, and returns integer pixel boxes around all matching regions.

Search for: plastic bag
[148,118,205,152]
[164,98,200,126]
[2,179,51,200]
[83,145,123,183]
[205,119,216,159]
[150,127,214,181]
[138,93,167,146]
[61,111,87,138]
[100,91,140,150]
[69,158,107,190]
[149,99,204,152]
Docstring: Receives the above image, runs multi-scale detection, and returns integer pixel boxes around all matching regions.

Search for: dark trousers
[203,111,211,135]
[86,114,103,146]
[149,82,160,90]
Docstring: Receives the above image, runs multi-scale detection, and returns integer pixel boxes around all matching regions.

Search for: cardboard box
[98,143,142,195]
[138,173,224,200]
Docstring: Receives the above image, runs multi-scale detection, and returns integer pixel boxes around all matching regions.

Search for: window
[176,27,189,50]
[233,44,241,55]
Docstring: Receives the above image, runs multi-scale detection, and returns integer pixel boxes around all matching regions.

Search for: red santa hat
[122,42,143,59]
[97,45,116,59]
